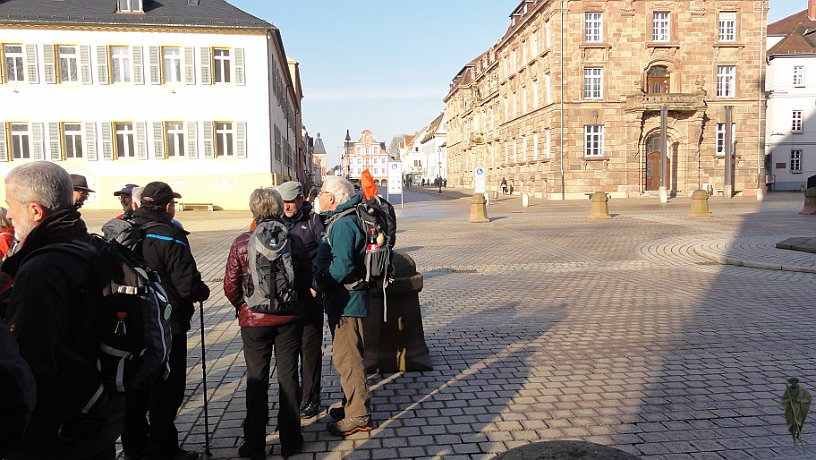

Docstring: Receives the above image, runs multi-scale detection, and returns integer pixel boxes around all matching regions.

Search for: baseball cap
[114,183,140,197]
[71,174,95,193]
[278,181,303,201]
[140,181,181,207]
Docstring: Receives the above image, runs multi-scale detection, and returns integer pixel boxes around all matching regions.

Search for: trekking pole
[198,301,212,457]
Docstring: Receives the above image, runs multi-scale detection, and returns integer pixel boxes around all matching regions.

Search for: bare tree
[388,136,403,161]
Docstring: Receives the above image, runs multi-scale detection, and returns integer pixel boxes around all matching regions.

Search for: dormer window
[117,0,143,13]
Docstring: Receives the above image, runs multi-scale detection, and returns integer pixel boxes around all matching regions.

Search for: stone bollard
[494,440,640,460]
[800,187,816,215]
[688,189,712,218]
[521,193,529,207]
[492,191,499,200]
[363,252,432,374]
[469,193,489,223]
[588,192,611,220]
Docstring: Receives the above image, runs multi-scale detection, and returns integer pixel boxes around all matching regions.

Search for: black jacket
[133,208,210,334]
[281,203,324,318]
[0,323,35,458]
[1,208,123,457]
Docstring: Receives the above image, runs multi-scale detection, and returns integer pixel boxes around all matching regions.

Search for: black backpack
[101,217,143,250]
[36,236,173,411]
[245,220,298,315]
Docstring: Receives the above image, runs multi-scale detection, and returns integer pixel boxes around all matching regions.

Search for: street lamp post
[437,147,442,193]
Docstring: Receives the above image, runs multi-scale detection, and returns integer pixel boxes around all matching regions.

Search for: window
[513,138,517,163]
[163,47,182,84]
[504,96,509,120]
[215,122,235,157]
[792,110,803,132]
[165,122,185,157]
[715,123,736,156]
[213,48,232,84]
[652,12,671,42]
[533,79,539,109]
[10,123,31,159]
[533,132,539,160]
[716,65,735,97]
[115,122,135,158]
[522,41,527,64]
[118,0,143,12]
[512,49,517,73]
[793,66,804,86]
[505,142,509,163]
[522,135,527,161]
[791,150,802,173]
[545,72,551,104]
[4,45,25,82]
[522,86,528,113]
[532,30,538,55]
[63,123,83,159]
[584,67,603,99]
[545,128,551,159]
[718,12,736,42]
[58,46,79,83]
[585,12,603,43]
[111,46,132,83]
[584,125,604,157]
[512,92,517,117]
[545,19,551,48]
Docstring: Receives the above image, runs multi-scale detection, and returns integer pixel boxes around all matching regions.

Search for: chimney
[810,0,816,21]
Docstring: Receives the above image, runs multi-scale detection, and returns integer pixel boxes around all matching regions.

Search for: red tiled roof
[768,26,816,57]
[768,10,815,35]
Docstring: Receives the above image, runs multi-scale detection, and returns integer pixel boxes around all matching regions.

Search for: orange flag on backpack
[361,169,377,201]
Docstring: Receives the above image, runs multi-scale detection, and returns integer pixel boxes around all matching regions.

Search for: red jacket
[223,231,298,327]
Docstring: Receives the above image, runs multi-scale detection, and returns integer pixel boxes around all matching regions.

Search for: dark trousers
[122,332,188,458]
[241,322,303,451]
[300,309,324,406]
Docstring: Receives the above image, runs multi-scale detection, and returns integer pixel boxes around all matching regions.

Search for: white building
[765,3,816,191]
[0,0,302,210]
[401,113,447,186]
[401,127,427,186]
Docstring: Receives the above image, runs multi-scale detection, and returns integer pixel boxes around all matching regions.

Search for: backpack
[245,219,298,315]
[101,217,142,250]
[35,235,173,411]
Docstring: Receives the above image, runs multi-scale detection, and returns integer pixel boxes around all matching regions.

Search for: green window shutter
[186,122,197,158]
[43,44,56,84]
[132,46,144,85]
[184,47,195,85]
[85,122,97,160]
[149,46,161,85]
[97,46,109,85]
[236,121,247,159]
[0,124,7,162]
[25,44,39,83]
[136,122,147,159]
[49,122,61,160]
[203,121,214,159]
[102,122,113,160]
[153,122,165,159]
[200,47,211,85]
[80,46,92,84]
[234,48,245,86]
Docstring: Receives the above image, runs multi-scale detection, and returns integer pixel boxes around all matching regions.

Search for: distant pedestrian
[500,177,508,194]
[71,174,94,209]
[443,178,447,188]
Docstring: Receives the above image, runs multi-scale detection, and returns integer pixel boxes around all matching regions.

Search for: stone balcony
[624,92,706,113]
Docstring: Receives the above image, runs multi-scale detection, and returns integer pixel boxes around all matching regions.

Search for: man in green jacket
[315,176,372,436]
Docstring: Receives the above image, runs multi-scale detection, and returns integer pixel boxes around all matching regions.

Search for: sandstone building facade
[444,0,768,199]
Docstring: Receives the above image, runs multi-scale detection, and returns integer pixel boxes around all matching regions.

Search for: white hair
[131,186,144,206]
[322,176,354,205]
[5,161,73,211]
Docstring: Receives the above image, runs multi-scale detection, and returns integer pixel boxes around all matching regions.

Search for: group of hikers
[0,161,389,459]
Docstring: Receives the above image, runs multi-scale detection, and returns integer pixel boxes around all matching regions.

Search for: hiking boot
[237,441,265,460]
[328,406,345,421]
[328,416,372,436]
[300,401,319,419]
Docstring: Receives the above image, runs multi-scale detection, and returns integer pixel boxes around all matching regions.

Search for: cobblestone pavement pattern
[81,191,816,459]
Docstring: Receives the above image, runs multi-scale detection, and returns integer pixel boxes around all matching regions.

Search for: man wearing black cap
[121,182,210,460]
[114,183,139,219]
[70,174,94,209]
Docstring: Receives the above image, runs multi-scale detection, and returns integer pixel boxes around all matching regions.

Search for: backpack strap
[324,207,357,247]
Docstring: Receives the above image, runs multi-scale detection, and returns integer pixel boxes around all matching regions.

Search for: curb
[695,247,816,274]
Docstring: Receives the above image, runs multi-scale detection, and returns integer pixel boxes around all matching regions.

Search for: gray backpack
[246,220,298,315]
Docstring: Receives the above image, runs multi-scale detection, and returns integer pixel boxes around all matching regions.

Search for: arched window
[646,66,670,94]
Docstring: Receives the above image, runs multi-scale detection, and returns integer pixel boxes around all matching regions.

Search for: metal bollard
[469,193,489,223]
[688,189,712,217]
[588,192,611,220]
[800,187,816,215]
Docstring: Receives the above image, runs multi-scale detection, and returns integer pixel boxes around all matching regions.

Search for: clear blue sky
[229,0,802,167]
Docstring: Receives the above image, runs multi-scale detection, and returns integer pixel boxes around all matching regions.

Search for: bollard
[688,189,712,217]
[363,252,432,374]
[800,187,816,215]
[469,193,489,223]
[588,192,611,220]
[521,193,529,207]
[492,191,499,200]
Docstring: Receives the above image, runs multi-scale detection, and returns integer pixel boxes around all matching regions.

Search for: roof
[768,10,816,36]
[768,26,816,57]
[420,113,444,144]
[0,0,271,29]
[313,134,327,156]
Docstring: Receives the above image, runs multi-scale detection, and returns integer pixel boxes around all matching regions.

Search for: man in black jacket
[278,181,326,419]
[121,181,210,460]
[2,161,124,459]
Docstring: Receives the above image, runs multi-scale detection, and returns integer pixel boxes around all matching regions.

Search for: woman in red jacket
[223,188,303,459]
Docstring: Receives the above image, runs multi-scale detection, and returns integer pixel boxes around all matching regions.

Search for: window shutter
[186,122,198,158]
[0,124,7,162]
[136,122,147,159]
[132,46,144,85]
[153,122,165,159]
[32,122,44,160]
[25,44,39,84]
[102,122,113,160]
[184,47,195,85]
[234,47,245,86]
[0,48,4,83]
[200,47,211,85]
[236,121,247,159]
[203,121,214,159]
[85,122,97,160]
[149,46,161,85]
[49,122,61,160]
[43,44,56,84]
[80,46,92,84]
[97,46,109,85]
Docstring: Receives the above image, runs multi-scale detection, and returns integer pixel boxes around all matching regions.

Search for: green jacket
[317,195,369,318]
